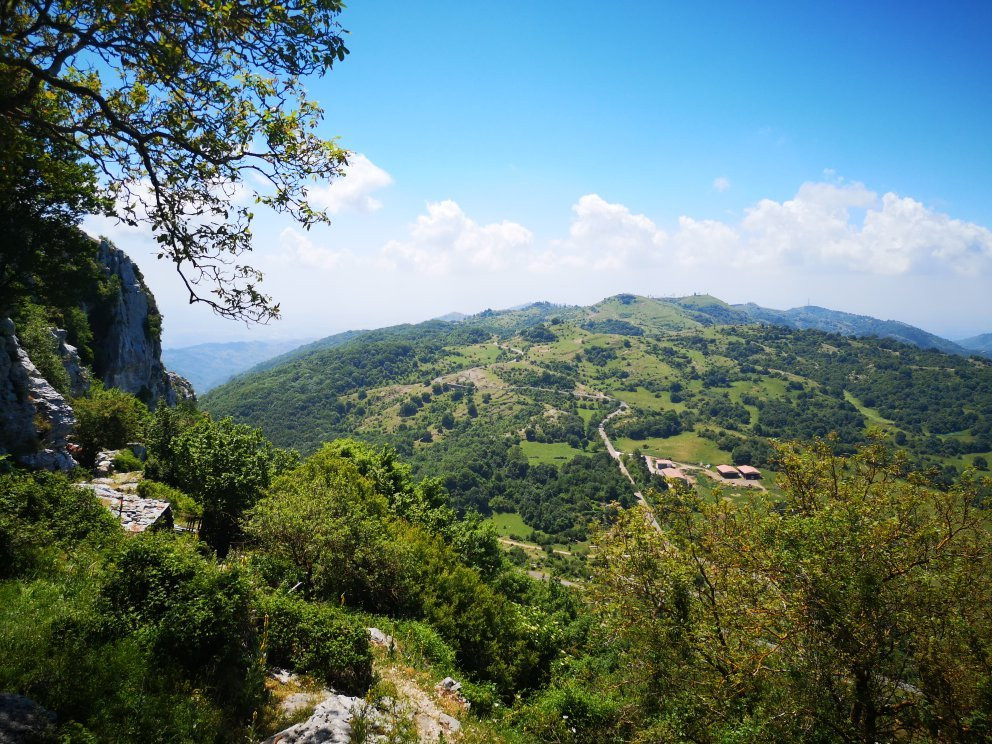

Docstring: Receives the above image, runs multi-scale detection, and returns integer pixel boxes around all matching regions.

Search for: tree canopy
[0,0,351,320]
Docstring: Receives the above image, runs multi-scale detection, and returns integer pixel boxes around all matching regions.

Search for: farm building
[737,465,761,479]
[715,464,740,478]
[654,458,676,470]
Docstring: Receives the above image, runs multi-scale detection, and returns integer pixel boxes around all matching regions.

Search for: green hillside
[204,295,992,543]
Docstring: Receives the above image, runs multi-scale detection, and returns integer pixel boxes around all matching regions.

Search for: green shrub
[72,384,150,465]
[514,682,622,741]
[0,470,118,578]
[99,532,261,715]
[136,479,201,518]
[0,570,233,742]
[12,302,71,395]
[111,449,143,473]
[260,593,373,696]
[395,620,456,671]
[459,679,500,718]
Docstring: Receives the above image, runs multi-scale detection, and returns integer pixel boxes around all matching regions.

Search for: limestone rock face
[52,327,90,396]
[92,241,194,407]
[263,694,378,744]
[0,318,77,471]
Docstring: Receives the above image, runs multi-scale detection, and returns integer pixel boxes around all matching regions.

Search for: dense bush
[71,384,150,464]
[99,533,261,715]
[260,593,373,695]
[0,469,118,577]
[11,302,72,394]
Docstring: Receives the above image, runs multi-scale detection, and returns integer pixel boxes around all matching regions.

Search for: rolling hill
[203,294,992,541]
[958,332,992,356]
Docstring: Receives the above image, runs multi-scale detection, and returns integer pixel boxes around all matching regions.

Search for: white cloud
[279,227,353,270]
[381,200,533,274]
[541,194,666,271]
[307,154,392,213]
[733,181,992,274]
[713,176,731,192]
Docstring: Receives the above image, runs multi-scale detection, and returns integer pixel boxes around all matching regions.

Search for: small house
[737,465,761,480]
[715,464,740,479]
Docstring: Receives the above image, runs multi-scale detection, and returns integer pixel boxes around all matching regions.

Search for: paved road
[598,403,661,532]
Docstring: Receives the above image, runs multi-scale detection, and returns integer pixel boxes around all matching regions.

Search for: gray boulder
[51,327,89,396]
[263,694,380,744]
[0,694,56,743]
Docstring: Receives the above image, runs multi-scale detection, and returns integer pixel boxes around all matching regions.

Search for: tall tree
[0,0,350,320]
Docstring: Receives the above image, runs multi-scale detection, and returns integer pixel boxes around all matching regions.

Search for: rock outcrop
[52,327,90,396]
[1,240,194,471]
[0,693,56,743]
[91,240,194,407]
[0,318,78,470]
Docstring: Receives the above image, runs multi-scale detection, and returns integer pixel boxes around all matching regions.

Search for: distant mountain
[163,339,314,393]
[645,295,972,356]
[957,333,992,356]
[733,304,974,356]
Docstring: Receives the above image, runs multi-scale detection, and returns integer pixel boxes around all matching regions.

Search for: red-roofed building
[715,464,740,478]
[737,465,761,480]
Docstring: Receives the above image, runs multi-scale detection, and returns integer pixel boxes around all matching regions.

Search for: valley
[204,293,992,555]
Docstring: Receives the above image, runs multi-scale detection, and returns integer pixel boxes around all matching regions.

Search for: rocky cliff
[90,240,192,406]
[0,318,78,470]
[0,240,193,470]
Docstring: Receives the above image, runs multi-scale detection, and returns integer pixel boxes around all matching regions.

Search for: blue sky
[87,1,992,346]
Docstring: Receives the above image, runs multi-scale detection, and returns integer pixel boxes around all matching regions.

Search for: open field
[844,390,896,428]
[616,429,732,465]
[519,439,586,465]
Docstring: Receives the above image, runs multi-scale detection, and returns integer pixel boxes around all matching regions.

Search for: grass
[844,390,897,429]
[575,406,602,424]
[486,511,534,538]
[519,439,586,465]
[449,343,504,366]
[616,429,732,465]
[613,387,686,412]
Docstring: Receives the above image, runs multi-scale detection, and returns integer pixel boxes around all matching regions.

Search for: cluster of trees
[513,440,992,741]
[608,409,685,440]
[0,384,595,738]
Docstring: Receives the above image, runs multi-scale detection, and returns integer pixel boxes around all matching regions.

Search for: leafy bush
[260,593,373,695]
[167,415,274,555]
[111,448,143,473]
[99,532,261,714]
[71,384,150,464]
[514,682,622,740]
[0,470,118,577]
[394,620,456,672]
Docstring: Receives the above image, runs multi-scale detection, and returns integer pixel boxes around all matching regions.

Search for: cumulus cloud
[733,181,992,274]
[712,176,731,192]
[381,200,533,274]
[307,154,393,213]
[539,194,666,271]
[373,182,992,280]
